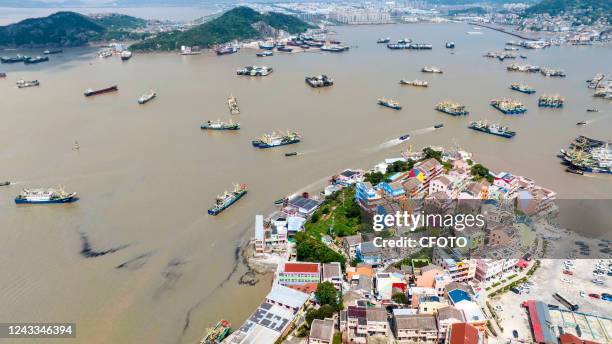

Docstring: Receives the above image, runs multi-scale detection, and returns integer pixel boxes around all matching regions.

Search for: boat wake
[369,126,437,152]
[584,114,609,125]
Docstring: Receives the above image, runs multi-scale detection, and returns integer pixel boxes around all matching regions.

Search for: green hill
[130,6,313,52]
[0,12,105,47]
[524,0,611,24]
[0,11,147,48]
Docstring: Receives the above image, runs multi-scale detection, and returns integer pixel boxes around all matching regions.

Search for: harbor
[0,22,611,344]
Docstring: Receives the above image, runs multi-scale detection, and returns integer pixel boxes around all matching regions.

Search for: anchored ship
[1,55,28,63]
[228,95,240,115]
[541,68,566,77]
[236,66,272,76]
[538,95,564,108]
[422,66,443,73]
[200,319,231,344]
[201,119,240,130]
[468,120,516,138]
[15,187,78,204]
[84,85,118,97]
[305,75,333,88]
[559,136,611,174]
[24,56,49,64]
[0,181,10,187]
[138,90,156,104]
[435,101,469,116]
[510,83,535,94]
[276,45,293,53]
[208,184,247,215]
[259,42,275,50]
[216,46,238,55]
[320,45,349,52]
[44,49,63,55]
[506,64,540,73]
[445,42,455,49]
[120,50,132,61]
[400,79,428,87]
[408,43,433,50]
[377,37,390,43]
[16,79,40,88]
[252,131,301,148]
[490,98,527,115]
[377,98,402,110]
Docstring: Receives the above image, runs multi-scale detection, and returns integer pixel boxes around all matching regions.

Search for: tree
[295,233,346,268]
[315,282,340,308]
[392,292,407,304]
[470,163,494,182]
[365,171,385,185]
[305,304,335,325]
[422,147,443,162]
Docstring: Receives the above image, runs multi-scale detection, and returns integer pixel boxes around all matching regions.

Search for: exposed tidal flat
[0,22,611,343]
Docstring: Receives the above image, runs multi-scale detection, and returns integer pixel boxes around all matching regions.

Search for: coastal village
[216,146,612,344]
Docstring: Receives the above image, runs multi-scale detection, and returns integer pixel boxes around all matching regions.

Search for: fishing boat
[252,131,301,148]
[305,75,333,88]
[538,95,564,108]
[215,46,238,55]
[510,83,535,94]
[84,85,117,97]
[120,50,132,61]
[274,197,286,205]
[73,141,80,151]
[24,56,49,64]
[285,152,298,157]
[421,66,443,73]
[0,181,10,187]
[200,319,231,344]
[566,167,584,175]
[377,98,402,110]
[138,90,156,104]
[16,79,39,88]
[98,49,112,58]
[434,123,444,129]
[15,187,78,204]
[468,120,516,138]
[445,42,455,49]
[400,79,428,87]
[377,37,390,43]
[435,101,469,116]
[576,121,587,126]
[236,66,272,76]
[201,119,240,130]
[44,49,63,55]
[399,134,410,141]
[490,98,527,115]
[208,184,247,215]
[586,108,598,112]
[256,51,273,57]
[1,55,28,63]
[259,42,275,50]
[228,94,240,115]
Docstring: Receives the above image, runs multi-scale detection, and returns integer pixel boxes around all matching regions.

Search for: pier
[470,22,540,41]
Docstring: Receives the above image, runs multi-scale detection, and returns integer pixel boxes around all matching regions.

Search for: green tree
[470,163,494,182]
[315,282,341,309]
[365,171,385,185]
[422,147,443,162]
[392,292,407,304]
[305,304,335,325]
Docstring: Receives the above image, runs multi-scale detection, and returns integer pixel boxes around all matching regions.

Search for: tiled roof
[284,262,320,273]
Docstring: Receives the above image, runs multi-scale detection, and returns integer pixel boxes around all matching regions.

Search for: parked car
[602,293,611,301]
[512,330,519,339]
[510,287,521,294]
[563,270,574,275]
[589,293,601,299]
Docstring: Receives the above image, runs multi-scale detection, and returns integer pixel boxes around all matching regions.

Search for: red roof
[559,334,601,344]
[284,262,320,273]
[449,323,479,344]
[287,283,318,294]
[516,259,529,268]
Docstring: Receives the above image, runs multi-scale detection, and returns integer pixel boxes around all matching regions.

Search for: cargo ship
[138,90,156,104]
[421,66,443,73]
[541,68,566,77]
[208,185,247,215]
[16,79,40,88]
[120,50,132,61]
[84,85,118,97]
[15,187,78,204]
[1,55,27,63]
[216,46,238,55]
[538,95,564,108]
[400,79,428,87]
[377,98,402,110]
[236,66,272,76]
[252,131,301,148]
[377,37,390,43]
[256,51,273,57]
[228,94,240,115]
[201,119,240,130]
[259,42,275,50]
[44,49,63,55]
[24,56,49,64]
[445,42,455,49]
[559,136,611,174]
[435,101,469,116]
[200,319,231,344]
[305,75,333,88]
[468,120,516,138]
[490,98,527,115]
[510,83,535,94]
